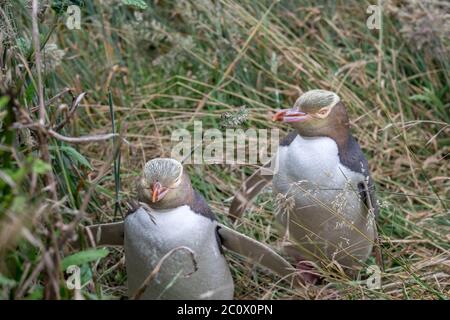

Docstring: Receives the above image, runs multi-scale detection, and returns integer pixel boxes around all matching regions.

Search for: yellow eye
[317,108,328,116]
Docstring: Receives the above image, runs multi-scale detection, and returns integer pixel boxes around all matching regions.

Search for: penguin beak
[272,109,308,122]
[150,182,169,203]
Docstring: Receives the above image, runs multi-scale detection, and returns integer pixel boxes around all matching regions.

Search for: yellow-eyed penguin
[229,90,380,278]
[82,158,296,299]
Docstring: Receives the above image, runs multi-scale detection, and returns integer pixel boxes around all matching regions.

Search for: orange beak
[272,109,308,122]
[150,182,168,203]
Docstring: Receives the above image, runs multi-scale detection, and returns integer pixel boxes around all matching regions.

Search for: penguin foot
[295,260,321,285]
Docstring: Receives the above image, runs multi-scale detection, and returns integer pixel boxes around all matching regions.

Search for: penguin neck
[327,128,351,157]
[296,125,350,159]
[295,102,351,158]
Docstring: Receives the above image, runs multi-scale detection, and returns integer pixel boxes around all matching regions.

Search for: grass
[0,0,448,299]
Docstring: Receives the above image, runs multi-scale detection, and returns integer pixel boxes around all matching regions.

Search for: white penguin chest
[124,206,234,300]
[274,135,365,195]
[131,205,219,253]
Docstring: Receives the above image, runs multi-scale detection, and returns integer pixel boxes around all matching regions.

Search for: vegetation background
[0,0,448,299]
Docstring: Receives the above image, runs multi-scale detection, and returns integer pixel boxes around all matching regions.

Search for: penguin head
[137,158,192,209]
[273,90,349,138]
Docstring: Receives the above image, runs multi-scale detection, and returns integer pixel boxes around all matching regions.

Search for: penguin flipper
[228,160,273,222]
[360,181,384,271]
[76,203,151,248]
[217,223,298,285]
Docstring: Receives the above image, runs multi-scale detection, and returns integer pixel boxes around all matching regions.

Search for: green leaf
[24,286,43,300]
[24,83,37,104]
[61,248,110,271]
[32,159,52,175]
[80,263,93,285]
[16,37,30,54]
[0,274,16,287]
[121,0,148,10]
[11,196,26,212]
[0,96,10,109]
[55,145,92,169]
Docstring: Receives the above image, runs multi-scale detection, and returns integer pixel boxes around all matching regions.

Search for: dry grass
[0,0,448,299]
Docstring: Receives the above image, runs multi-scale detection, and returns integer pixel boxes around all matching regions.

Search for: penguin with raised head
[84,158,296,299]
[229,90,380,278]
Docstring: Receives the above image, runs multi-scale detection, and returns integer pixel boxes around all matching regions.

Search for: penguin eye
[317,108,329,117]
